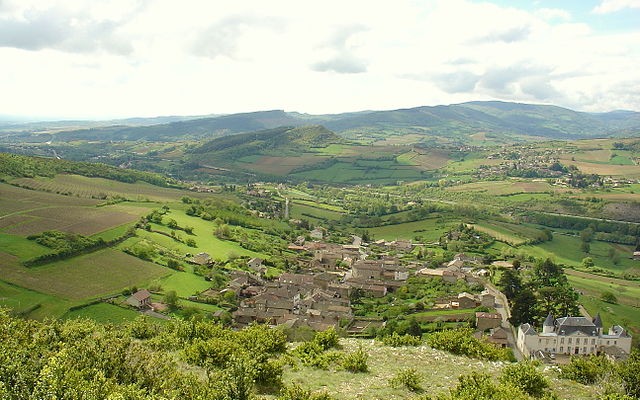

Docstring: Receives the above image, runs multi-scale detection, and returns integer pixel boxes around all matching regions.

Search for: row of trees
[499,258,579,327]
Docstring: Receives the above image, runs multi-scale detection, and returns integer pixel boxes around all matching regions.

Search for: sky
[0,0,639,120]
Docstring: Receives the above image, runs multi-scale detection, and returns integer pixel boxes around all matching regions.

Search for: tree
[537,286,579,319]
[167,219,178,229]
[619,349,640,398]
[499,361,549,398]
[509,289,538,326]
[164,290,179,310]
[601,291,618,304]
[582,257,595,268]
[498,269,523,301]
[532,258,565,287]
[580,228,594,243]
[581,241,591,254]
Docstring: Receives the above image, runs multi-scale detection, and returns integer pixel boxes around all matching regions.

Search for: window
[614,341,617,345]
[560,346,564,353]
[560,338,564,344]
[591,339,595,345]
[568,338,572,344]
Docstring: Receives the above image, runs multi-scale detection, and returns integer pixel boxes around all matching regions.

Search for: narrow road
[483,280,523,361]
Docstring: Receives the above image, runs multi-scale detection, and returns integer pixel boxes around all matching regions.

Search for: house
[310,228,324,240]
[247,258,264,272]
[352,261,383,280]
[189,252,212,266]
[455,292,478,309]
[479,290,495,307]
[126,289,151,309]
[416,268,445,278]
[634,251,640,261]
[517,313,633,359]
[476,312,502,331]
[487,327,510,348]
[442,270,465,284]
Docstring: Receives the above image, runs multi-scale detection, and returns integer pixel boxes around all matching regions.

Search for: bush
[341,346,368,373]
[601,291,618,304]
[314,327,340,350]
[499,361,549,398]
[559,355,615,385]
[426,328,514,361]
[381,332,422,347]
[389,368,423,392]
[278,383,334,400]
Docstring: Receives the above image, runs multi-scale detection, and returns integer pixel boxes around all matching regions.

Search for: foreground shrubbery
[416,363,553,400]
[292,327,369,372]
[0,309,286,399]
[560,351,640,399]
[426,328,515,361]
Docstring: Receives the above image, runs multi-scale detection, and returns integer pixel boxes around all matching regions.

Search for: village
[178,230,513,350]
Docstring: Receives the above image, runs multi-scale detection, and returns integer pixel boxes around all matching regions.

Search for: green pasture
[0,280,73,319]
[473,220,544,245]
[141,210,268,260]
[90,223,133,241]
[292,160,424,184]
[0,233,50,260]
[289,202,344,223]
[62,302,141,324]
[0,249,168,301]
[578,295,640,337]
[292,199,346,213]
[521,234,635,273]
[368,218,456,242]
[609,154,635,165]
[567,274,640,308]
[151,271,211,298]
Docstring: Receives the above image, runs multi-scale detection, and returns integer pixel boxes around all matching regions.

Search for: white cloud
[0,0,638,118]
[536,8,572,21]
[593,0,640,14]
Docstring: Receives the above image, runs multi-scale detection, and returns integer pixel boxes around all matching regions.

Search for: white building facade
[517,314,632,359]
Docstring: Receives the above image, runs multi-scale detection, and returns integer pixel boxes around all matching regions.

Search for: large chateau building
[517,314,632,359]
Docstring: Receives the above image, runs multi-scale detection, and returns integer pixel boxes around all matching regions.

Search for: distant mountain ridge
[4,101,640,144]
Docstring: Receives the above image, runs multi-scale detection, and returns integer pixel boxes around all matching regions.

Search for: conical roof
[593,313,603,327]
[543,312,555,326]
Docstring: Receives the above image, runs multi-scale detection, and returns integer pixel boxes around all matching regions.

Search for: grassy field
[472,220,544,246]
[0,182,147,237]
[0,233,50,260]
[9,174,190,202]
[139,210,268,260]
[578,295,640,338]
[237,154,326,175]
[290,203,344,223]
[369,218,456,242]
[62,302,141,324]
[521,234,636,274]
[276,339,596,400]
[0,280,73,319]
[446,180,565,196]
[0,249,169,300]
[566,272,640,308]
[292,160,424,185]
[151,271,211,297]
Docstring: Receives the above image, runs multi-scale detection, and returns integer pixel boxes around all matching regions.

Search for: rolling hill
[5,101,639,144]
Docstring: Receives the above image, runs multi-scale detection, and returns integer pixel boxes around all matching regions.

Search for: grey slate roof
[555,316,598,336]
[543,312,554,327]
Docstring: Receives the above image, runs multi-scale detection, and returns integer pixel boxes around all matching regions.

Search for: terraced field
[9,174,188,202]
